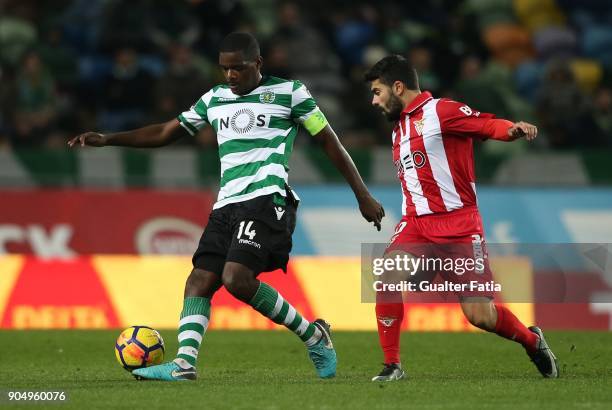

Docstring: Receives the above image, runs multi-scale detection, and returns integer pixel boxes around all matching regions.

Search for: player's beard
[383,94,404,122]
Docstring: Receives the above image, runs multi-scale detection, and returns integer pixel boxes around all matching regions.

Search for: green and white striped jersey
[178,76,328,209]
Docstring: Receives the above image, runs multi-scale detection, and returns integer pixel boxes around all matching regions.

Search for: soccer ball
[114,326,165,371]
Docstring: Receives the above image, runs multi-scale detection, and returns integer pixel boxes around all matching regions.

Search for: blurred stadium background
[1,0,612,333]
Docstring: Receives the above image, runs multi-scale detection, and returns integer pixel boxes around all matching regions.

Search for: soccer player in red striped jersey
[364,55,559,381]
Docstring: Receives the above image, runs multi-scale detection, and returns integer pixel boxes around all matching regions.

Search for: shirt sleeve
[437,99,501,141]
[290,81,329,136]
[177,90,212,136]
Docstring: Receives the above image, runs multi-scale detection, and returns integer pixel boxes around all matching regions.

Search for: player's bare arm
[67,118,186,148]
[313,125,385,231]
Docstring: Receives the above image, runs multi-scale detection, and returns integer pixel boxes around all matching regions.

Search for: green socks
[172,283,322,370]
[249,282,322,346]
[174,297,210,368]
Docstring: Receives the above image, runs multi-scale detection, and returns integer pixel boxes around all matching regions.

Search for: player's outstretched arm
[439,100,537,143]
[313,125,385,231]
[481,119,538,142]
[67,119,186,148]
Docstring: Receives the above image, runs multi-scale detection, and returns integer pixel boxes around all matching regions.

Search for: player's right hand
[358,194,385,231]
[67,132,107,148]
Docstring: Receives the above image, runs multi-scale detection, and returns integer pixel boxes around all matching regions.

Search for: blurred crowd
[0,0,611,151]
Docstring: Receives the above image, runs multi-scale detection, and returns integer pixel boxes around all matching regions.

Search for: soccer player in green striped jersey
[68,32,385,381]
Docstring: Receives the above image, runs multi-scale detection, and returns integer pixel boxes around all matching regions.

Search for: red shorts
[385,206,494,300]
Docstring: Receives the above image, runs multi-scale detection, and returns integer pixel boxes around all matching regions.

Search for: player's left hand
[358,195,385,231]
[508,121,537,141]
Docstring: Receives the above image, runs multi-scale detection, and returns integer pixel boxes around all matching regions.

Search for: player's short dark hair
[364,55,419,90]
[219,32,260,61]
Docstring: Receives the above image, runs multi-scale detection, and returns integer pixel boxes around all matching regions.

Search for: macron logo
[238,238,261,249]
[275,206,285,221]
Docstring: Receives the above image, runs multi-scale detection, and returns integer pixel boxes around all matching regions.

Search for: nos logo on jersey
[219,108,266,133]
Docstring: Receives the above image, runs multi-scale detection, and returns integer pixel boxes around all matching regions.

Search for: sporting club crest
[259,89,276,104]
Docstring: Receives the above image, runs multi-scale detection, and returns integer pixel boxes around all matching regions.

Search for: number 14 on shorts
[237,220,257,240]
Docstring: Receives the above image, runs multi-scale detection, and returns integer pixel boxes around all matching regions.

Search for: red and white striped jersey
[392,91,498,217]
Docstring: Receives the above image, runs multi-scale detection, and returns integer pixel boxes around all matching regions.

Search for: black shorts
[192,193,297,276]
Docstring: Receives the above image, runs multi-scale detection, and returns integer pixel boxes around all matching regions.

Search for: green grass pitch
[0,330,610,409]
